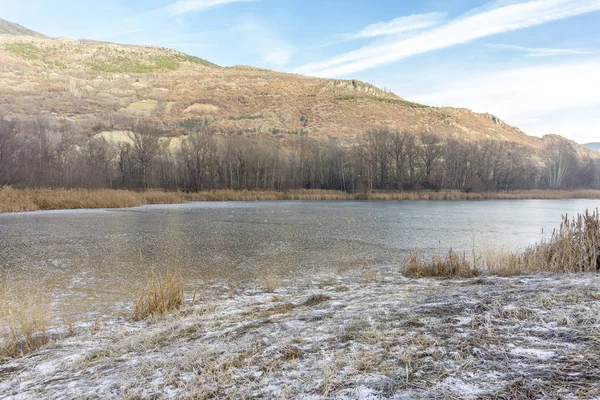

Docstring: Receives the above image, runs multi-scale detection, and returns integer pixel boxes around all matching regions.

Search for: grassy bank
[1,210,600,397]
[1,272,599,398]
[2,187,600,213]
[2,210,599,360]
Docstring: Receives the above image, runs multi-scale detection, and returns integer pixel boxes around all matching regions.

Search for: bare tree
[182,133,218,191]
[0,120,21,187]
[545,142,577,189]
[365,129,392,189]
[132,132,161,189]
[419,133,444,189]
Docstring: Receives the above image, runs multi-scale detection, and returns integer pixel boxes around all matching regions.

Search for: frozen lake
[1,199,599,320]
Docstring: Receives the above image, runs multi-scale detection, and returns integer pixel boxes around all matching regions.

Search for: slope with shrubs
[1,21,597,161]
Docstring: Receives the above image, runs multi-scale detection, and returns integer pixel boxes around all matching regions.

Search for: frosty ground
[1,269,599,399]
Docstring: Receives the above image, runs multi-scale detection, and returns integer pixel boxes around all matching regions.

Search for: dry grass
[0,281,53,359]
[487,209,600,276]
[3,188,600,213]
[185,190,287,202]
[133,271,185,321]
[406,210,600,278]
[368,189,600,201]
[285,189,352,200]
[404,249,481,278]
[0,187,186,213]
[5,272,598,398]
[263,276,283,293]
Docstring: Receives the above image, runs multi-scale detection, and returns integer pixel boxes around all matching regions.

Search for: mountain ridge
[0,18,596,159]
[0,18,45,37]
[584,143,600,151]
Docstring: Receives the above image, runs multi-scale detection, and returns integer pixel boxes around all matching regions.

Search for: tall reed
[406,210,600,278]
[0,282,53,358]
[488,209,600,275]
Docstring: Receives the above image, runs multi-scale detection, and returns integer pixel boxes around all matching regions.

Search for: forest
[1,117,598,193]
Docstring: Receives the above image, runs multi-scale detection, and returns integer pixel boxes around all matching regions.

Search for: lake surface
[1,199,600,320]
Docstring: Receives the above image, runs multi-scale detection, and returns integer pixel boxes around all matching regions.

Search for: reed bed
[368,189,600,201]
[406,210,600,278]
[0,281,53,359]
[3,187,600,213]
[133,271,185,321]
[0,187,186,213]
[488,210,600,276]
[185,190,287,201]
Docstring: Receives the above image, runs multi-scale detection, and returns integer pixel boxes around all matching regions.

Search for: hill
[584,143,600,151]
[0,18,44,37]
[0,19,596,160]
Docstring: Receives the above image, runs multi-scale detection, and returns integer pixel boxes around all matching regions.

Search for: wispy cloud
[169,0,256,16]
[489,43,593,56]
[295,0,600,77]
[346,12,445,39]
[405,59,600,141]
[82,0,256,42]
[236,15,294,67]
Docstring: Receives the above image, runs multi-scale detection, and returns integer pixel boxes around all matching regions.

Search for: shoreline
[2,209,599,398]
[1,271,599,399]
[2,187,600,213]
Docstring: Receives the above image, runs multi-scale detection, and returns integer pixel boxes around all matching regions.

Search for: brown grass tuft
[133,270,184,321]
[0,282,53,359]
[263,275,282,293]
[404,249,481,278]
[301,294,333,307]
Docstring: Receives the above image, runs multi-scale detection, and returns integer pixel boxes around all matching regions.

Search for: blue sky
[2,0,600,143]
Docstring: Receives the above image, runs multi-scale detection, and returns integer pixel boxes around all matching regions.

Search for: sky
[2,0,599,143]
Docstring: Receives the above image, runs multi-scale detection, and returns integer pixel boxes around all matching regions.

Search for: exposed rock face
[321,79,391,98]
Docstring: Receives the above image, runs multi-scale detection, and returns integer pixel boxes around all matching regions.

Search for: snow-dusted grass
[1,270,599,399]
[0,283,53,359]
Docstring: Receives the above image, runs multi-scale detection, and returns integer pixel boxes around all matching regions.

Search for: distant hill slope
[584,143,600,151]
[0,18,45,37]
[0,19,597,159]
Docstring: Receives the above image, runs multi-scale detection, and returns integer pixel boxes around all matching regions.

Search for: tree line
[1,118,599,192]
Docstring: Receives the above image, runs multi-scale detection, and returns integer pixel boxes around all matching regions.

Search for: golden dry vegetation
[406,210,600,277]
[0,281,53,359]
[3,187,600,213]
[0,187,184,212]
[133,271,185,321]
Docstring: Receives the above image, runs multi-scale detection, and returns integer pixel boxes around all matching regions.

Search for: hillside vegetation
[0,27,595,156]
[1,20,599,194]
